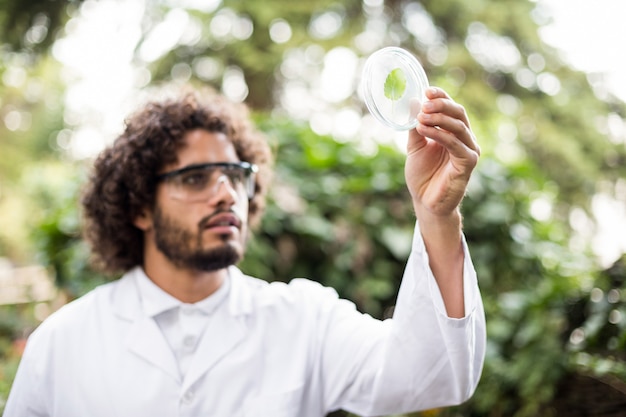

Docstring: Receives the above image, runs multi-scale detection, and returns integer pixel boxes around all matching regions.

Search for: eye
[222,166,245,185]
[178,170,210,189]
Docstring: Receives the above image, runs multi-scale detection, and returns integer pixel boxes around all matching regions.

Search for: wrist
[414,205,462,231]
[414,205,463,260]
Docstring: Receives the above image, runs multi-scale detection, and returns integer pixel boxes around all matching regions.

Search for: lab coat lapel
[182,267,251,392]
[126,316,181,383]
[112,269,181,384]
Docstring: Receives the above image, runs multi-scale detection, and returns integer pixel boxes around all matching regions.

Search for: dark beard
[152,207,241,272]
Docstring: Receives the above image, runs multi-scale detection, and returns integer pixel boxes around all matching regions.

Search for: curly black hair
[81,89,273,275]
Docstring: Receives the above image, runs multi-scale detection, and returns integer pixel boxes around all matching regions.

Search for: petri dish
[361,47,429,131]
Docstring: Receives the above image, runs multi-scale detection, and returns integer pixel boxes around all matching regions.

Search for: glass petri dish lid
[361,47,429,131]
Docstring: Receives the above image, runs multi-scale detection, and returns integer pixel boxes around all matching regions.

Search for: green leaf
[384,68,407,101]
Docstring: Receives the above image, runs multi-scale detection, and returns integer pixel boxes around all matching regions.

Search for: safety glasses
[156,162,258,202]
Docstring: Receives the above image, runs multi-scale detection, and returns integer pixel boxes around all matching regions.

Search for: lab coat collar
[111,266,254,321]
[133,267,182,317]
[110,266,253,388]
[134,267,232,318]
[226,265,254,317]
[110,267,144,321]
[108,268,180,382]
[179,266,251,391]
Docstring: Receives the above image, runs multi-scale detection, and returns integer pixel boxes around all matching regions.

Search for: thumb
[407,98,426,153]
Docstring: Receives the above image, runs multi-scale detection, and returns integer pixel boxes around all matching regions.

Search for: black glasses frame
[156,161,258,199]
[156,161,258,181]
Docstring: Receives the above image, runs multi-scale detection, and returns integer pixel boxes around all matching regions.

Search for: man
[5,85,485,417]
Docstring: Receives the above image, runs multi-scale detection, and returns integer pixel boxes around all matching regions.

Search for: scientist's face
[150,129,251,271]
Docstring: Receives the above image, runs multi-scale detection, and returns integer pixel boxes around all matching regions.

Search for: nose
[208,174,238,205]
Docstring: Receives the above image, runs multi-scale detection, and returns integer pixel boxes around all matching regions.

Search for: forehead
[172,129,239,168]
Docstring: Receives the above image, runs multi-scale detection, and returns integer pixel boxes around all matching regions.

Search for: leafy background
[1,0,625,415]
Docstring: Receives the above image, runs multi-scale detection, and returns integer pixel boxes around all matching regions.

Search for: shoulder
[27,281,117,344]
[230,268,354,319]
[237,271,338,303]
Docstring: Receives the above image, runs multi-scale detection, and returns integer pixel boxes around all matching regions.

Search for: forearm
[415,206,465,318]
[342,224,484,415]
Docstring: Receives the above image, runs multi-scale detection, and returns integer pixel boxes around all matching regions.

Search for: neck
[142,245,227,304]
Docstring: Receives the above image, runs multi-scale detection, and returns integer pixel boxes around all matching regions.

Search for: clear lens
[162,163,256,202]
[361,47,429,131]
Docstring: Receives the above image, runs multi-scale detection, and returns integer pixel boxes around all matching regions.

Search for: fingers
[407,124,428,156]
[423,87,468,125]
[406,98,428,153]
[417,87,480,157]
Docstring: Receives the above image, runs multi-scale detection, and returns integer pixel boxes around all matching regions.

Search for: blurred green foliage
[6,116,623,416]
[240,116,413,317]
[1,0,626,415]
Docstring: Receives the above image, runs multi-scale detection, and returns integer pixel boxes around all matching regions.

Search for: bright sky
[538,0,626,102]
[537,0,626,267]
[51,0,626,267]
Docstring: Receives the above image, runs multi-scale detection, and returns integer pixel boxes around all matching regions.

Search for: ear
[133,208,153,232]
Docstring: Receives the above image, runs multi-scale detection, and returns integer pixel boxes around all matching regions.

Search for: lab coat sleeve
[320,221,486,415]
[4,323,50,417]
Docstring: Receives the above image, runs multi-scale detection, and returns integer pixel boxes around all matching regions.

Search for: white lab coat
[5,223,486,417]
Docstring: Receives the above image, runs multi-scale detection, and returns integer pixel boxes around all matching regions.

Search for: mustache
[198,208,243,230]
